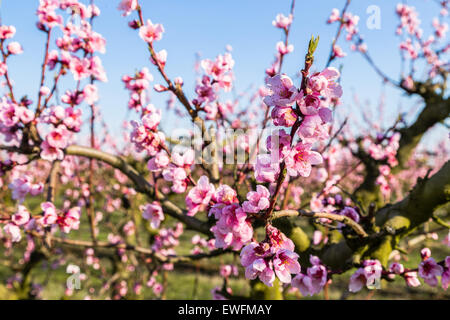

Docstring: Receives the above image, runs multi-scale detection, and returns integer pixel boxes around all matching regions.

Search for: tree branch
[272,209,368,238]
[65,145,212,236]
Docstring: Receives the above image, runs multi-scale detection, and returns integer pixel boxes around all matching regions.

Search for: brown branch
[395,95,450,169]
[35,28,53,117]
[29,230,230,264]
[64,145,211,235]
[325,0,351,68]
[272,209,368,238]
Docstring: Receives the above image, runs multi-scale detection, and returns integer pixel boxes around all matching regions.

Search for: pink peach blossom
[118,0,137,16]
[12,205,30,226]
[185,176,215,216]
[139,19,164,43]
[418,257,444,286]
[242,185,270,213]
[7,42,23,55]
[254,154,280,183]
[263,74,298,107]
[285,142,323,178]
[272,13,293,29]
[141,202,165,229]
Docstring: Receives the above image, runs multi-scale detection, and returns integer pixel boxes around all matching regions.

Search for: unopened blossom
[276,41,294,55]
[271,106,297,127]
[242,185,270,213]
[185,176,215,216]
[402,76,414,90]
[139,19,164,43]
[420,247,431,260]
[7,42,23,55]
[312,230,324,245]
[272,13,293,29]
[389,262,405,274]
[263,74,298,107]
[153,84,167,92]
[332,44,346,58]
[47,50,59,70]
[141,202,165,229]
[284,142,323,178]
[327,8,340,24]
[39,86,51,96]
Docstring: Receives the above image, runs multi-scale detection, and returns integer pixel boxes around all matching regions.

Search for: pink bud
[420,248,431,261]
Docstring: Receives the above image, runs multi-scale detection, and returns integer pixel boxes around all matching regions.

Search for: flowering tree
[0,0,448,300]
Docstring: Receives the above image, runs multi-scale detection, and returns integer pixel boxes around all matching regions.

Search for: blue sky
[0,0,448,149]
